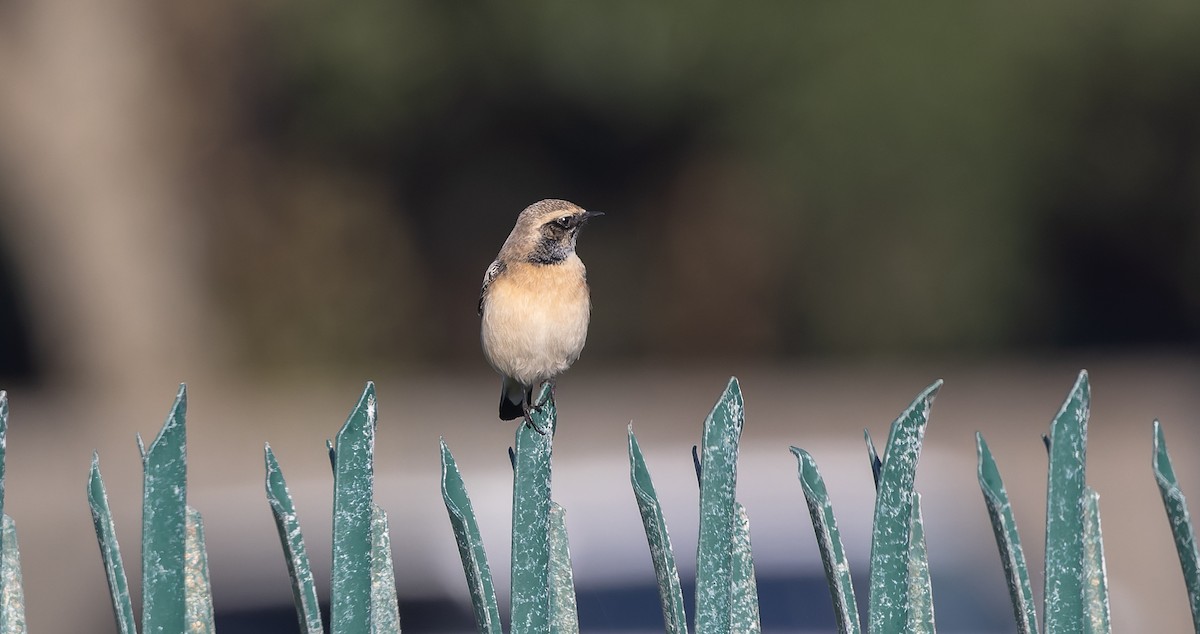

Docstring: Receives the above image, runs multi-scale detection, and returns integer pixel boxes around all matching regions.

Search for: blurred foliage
[209,2,1200,368]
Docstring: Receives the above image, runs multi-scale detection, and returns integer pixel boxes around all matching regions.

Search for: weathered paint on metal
[1043,371,1089,634]
[867,379,941,634]
[185,507,215,634]
[1153,420,1200,631]
[976,434,1039,634]
[370,505,401,634]
[548,503,579,634]
[88,454,137,634]
[905,495,935,634]
[867,428,936,633]
[265,445,324,634]
[1081,488,1110,634]
[0,393,22,634]
[331,382,378,634]
[141,384,190,634]
[439,441,499,634]
[792,447,861,634]
[628,428,688,634]
[695,377,744,634]
[439,439,502,634]
[511,381,557,634]
[0,392,6,543]
[0,516,24,634]
[729,504,761,634]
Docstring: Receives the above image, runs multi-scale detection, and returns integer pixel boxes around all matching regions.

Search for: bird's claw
[521,395,550,436]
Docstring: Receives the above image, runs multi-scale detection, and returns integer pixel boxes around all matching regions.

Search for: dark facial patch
[528,217,576,264]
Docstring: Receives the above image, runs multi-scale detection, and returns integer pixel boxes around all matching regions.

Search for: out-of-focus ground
[5,355,1198,632]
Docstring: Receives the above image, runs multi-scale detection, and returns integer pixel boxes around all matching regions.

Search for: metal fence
[0,370,1196,633]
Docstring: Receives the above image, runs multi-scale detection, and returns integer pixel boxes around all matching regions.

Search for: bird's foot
[521,394,550,436]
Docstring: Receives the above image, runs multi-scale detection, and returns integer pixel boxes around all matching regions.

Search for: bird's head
[505,199,603,265]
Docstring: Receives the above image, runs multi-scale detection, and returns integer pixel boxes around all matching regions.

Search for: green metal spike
[0,393,24,634]
[265,445,324,634]
[549,503,579,634]
[695,377,744,634]
[88,454,136,634]
[185,507,215,634]
[629,428,688,634]
[141,384,189,634]
[1082,488,1110,634]
[1043,371,1089,634]
[976,434,1039,634]
[905,494,935,633]
[791,447,860,634]
[0,515,25,634]
[510,382,557,634]
[867,380,941,634]
[729,504,761,634]
[439,440,502,634]
[370,505,401,634]
[331,382,379,634]
[1153,421,1200,631]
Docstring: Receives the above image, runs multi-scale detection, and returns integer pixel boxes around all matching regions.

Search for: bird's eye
[555,216,572,229]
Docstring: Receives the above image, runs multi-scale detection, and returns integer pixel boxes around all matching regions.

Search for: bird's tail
[498,378,528,421]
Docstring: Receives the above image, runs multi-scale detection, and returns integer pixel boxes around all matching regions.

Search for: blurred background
[0,1,1198,632]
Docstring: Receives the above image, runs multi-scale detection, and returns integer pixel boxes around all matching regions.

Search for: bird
[479,199,602,423]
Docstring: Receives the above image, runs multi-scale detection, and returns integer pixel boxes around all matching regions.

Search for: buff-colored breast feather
[480,255,590,386]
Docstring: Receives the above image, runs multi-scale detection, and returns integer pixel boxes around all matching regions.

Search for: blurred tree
[0,0,223,390]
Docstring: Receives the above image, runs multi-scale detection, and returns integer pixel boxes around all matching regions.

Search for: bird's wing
[478,259,504,315]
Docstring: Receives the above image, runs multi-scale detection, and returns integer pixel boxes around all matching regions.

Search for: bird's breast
[480,257,591,385]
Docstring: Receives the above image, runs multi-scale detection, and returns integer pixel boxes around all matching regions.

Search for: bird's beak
[582,210,605,221]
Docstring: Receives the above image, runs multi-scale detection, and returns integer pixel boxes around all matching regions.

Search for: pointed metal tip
[1072,369,1090,394]
[264,445,280,476]
[627,428,643,466]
